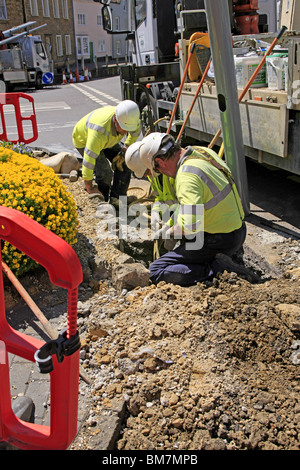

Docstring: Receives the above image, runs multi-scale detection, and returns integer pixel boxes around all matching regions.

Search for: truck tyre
[35,73,43,90]
[5,81,14,92]
[138,92,158,136]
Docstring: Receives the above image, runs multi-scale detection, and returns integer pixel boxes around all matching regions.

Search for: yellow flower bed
[0,147,78,276]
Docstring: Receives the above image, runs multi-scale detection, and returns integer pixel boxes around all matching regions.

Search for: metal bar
[204,0,250,215]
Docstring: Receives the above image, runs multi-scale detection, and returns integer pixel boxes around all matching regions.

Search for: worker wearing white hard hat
[134,132,259,286]
[72,100,141,206]
[125,138,178,249]
[125,134,177,210]
[125,140,147,178]
[139,132,175,173]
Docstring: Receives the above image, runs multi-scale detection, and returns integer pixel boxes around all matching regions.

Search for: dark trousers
[150,222,246,286]
[77,145,131,201]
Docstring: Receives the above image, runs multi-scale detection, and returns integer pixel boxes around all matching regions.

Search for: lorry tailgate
[181,84,289,158]
[3,70,27,83]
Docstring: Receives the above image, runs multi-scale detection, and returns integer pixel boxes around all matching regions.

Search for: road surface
[2,76,123,152]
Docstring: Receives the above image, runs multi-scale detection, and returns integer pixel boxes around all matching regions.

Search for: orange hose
[176,58,212,142]
[167,42,196,134]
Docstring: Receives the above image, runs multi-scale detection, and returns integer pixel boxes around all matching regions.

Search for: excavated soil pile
[5,176,300,451]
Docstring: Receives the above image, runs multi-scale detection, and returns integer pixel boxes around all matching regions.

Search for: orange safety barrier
[0,207,82,450]
[0,92,38,144]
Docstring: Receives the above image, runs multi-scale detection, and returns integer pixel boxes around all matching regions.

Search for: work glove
[112,147,126,172]
[150,209,162,233]
[153,224,178,251]
[153,224,172,241]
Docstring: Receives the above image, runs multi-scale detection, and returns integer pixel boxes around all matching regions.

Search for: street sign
[42,72,54,84]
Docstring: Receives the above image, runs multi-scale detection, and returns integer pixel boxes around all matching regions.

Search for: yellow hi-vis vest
[174,146,244,235]
[150,174,177,227]
[72,106,141,181]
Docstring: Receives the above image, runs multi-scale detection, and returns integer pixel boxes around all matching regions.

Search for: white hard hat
[140,132,174,170]
[125,141,147,178]
[115,100,140,132]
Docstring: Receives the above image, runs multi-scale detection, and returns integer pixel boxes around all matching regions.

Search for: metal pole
[204,0,250,215]
[71,0,78,72]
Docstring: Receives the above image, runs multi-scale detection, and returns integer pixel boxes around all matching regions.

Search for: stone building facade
[0,0,76,73]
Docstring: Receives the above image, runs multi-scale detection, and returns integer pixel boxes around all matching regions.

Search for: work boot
[213,253,261,283]
[88,192,105,201]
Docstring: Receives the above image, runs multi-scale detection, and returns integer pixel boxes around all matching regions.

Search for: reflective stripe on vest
[86,111,109,137]
[178,204,203,232]
[181,165,232,210]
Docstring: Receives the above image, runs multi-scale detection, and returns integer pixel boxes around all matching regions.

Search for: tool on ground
[57,169,78,181]
[1,260,90,384]
[208,25,287,149]
[167,42,196,134]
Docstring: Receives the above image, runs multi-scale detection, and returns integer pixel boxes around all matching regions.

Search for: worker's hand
[153,220,183,240]
[150,210,162,232]
[171,223,183,238]
[153,224,170,240]
[164,238,178,251]
[112,147,127,172]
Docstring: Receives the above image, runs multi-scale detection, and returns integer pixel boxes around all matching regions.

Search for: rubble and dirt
[4,172,300,451]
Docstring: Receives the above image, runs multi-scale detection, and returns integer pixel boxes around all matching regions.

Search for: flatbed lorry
[98,0,300,176]
[0,22,53,91]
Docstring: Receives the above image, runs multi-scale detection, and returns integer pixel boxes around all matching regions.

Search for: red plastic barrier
[0,92,38,144]
[0,207,82,450]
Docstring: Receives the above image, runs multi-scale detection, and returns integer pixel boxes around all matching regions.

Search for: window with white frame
[0,0,7,19]
[56,35,63,56]
[97,15,102,26]
[76,37,82,55]
[65,35,71,55]
[53,0,60,18]
[42,0,50,17]
[61,0,68,19]
[78,13,85,25]
[76,36,89,56]
[30,0,39,16]
[116,40,121,56]
[115,16,120,31]
[98,39,106,53]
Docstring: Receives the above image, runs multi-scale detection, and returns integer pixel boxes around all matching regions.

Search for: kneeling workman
[127,132,259,286]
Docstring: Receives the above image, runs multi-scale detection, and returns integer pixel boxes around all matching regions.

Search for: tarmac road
[2,75,123,153]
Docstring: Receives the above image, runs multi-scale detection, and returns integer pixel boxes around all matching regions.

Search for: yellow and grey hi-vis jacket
[72,106,141,181]
[174,146,244,235]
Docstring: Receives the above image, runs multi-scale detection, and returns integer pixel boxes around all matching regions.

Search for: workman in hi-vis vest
[126,141,177,251]
[126,132,260,286]
[72,100,141,208]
